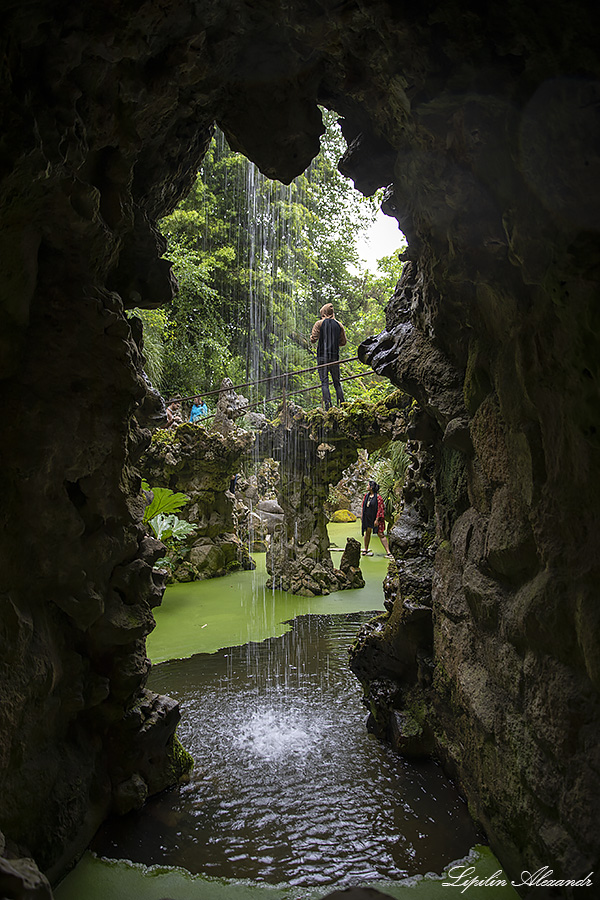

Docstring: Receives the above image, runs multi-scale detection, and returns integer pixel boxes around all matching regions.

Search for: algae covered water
[57,533,520,899]
[145,522,390,662]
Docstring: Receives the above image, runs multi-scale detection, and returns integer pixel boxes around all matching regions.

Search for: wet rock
[261,394,410,594]
[484,485,537,582]
[256,458,280,499]
[241,411,268,431]
[395,557,434,606]
[358,275,465,433]
[112,772,148,816]
[256,499,284,515]
[390,708,434,759]
[254,509,284,534]
[340,537,362,572]
[443,416,473,455]
[211,378,250,436]
[388,504,425,558]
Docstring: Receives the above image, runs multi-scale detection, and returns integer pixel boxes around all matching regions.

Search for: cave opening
[2,3,600,899]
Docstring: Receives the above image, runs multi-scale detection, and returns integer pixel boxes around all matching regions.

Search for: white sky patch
[356,208,406,273]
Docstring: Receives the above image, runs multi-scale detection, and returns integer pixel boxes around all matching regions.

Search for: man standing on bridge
[310,303,347,410]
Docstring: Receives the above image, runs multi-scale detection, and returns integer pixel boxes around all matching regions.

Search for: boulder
[256,499,284,515]
[330,509,357,522]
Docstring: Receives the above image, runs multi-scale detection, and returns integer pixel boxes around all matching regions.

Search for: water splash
[92,614,482,889]
[234,706,331,763]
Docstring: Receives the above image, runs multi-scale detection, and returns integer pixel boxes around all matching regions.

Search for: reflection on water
[92,613,480,892]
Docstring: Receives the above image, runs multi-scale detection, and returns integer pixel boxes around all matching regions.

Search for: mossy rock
[330,509,357,522]
[167,734,194,782]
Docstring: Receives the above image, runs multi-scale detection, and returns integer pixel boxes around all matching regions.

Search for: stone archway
[1,2,600,892]
[257,394,411,594]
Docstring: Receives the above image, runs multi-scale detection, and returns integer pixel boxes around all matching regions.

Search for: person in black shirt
[361,480,393,558]
[310,303,347,410]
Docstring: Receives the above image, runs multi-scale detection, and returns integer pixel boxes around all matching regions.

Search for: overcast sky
[356,209,406,272]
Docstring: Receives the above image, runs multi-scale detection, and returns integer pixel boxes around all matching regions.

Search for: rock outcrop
[235,460,284,552]
[1,1,599,893]
[350,157,600,885]
[141,422,255,580]
[211,378,250,436]
[258,396,410,594]
[325,449,373,519]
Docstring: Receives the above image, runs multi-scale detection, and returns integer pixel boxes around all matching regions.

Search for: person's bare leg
[379,532,392,556]
[363,528,372,554]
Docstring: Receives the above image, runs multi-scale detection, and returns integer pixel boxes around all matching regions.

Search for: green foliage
[371,441,411,523]
[148,513,196,542]
[142,483,195,571]
[128,307,169,388]
[149,111,405,408]
[142,481,189,522]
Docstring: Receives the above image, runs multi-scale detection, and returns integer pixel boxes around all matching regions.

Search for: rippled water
[92,613,480,892]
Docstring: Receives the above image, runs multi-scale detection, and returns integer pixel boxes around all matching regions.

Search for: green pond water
[56,524,519,900]
[146,523,389,662]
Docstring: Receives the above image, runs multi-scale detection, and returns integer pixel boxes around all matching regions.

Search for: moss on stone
[422,527,436,548]
[303,391,410,437]
[437,445,469,534]
[330,509,357,522]
[166,733,194,783]
[432,661,454,702]
[398,709,422,737]
[150,428,176,448]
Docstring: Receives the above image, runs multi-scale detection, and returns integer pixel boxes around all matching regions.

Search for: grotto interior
[1,1,600,897]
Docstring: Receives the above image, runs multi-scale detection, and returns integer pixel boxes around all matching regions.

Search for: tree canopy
[134,110,405,414]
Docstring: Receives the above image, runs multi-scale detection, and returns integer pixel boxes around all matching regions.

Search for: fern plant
[371,440,410,524]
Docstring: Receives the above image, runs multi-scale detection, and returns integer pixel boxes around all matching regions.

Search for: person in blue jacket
[189,396,208,423]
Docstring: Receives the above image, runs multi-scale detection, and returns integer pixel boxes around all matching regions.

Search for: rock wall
[1,0,600,892]
[350,116,600,895]
[0,287,191,879]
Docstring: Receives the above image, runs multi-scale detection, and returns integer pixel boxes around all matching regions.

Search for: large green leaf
[148,513,196,541]
[169,517,197,540]
[143,486,189,523]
